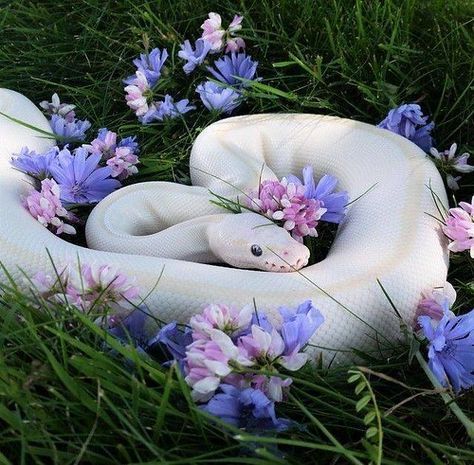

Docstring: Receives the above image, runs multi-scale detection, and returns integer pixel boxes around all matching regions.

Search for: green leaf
[364,410,376,425]
[356,395,371,412]
[366,426,379,439]
[355,381,366,395]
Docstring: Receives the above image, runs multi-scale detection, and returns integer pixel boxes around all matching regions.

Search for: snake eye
[251,244,263,257]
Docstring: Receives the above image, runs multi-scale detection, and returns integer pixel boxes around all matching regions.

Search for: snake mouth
[263,256,309,272]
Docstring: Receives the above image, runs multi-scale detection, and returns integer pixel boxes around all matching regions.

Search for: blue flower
[202,384,291,431]
[377,103,434,152]
[418,309,474,392]
[49,114,91,143]
[196,81,242,114]
[124,48,168,87]
[286,166,348,223]
[51,147,121,204]
[178,39,212,74]
[207,52,259,88]
[148,321,193,367]
[119,135,139,153]
[10,146,60,180]
[279,300,324,354]
[108,310,149,349]
[141,95,195,123]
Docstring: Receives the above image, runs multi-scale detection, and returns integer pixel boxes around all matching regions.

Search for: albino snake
[0,88,449,363]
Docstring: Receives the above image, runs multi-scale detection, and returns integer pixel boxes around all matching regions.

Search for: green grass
[0,0,473,463]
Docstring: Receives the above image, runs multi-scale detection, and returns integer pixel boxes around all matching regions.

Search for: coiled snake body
[0,88,449,363]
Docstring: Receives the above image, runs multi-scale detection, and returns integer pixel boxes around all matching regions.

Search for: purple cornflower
[49,114,91,143]
[418,308,474,392]
[155,94,195,120]
[11,146,59,180]
[377,103,434,152]
[51,147,121,204]
[202,384,290,431]
[207,52,259,88]
[23,179,76,235]
[286,166,348,223]
[442,197,474,257]
[178,39,212,74]
[148,322,193,367]
[124,48,168,87]
[196,81,242,114]
[246,179,327,242]
[39,93,76,122]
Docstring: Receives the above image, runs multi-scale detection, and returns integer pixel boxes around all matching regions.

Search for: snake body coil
[0,88,449,363]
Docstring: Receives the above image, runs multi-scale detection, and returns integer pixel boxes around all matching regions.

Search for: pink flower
[124,71,151,117]
[416,282,456,323]
[88,130,117,158]
[442,197,474,257]
[201,12,246,53]
[246,179,326,242]
[185,329,253,401]
[106,147,139,180]
[24,179,76,235]
[189,303,253,339]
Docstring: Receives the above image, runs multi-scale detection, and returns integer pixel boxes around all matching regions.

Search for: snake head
[208,212,310,272]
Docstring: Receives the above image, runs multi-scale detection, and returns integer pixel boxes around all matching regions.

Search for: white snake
[0,88,450,363]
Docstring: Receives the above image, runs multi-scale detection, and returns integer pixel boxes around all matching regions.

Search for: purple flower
[23,179,76,235]
[178,39,212,74]
[196,81,242,114]
[49,114,91,143]
[108,310,148,348]
[246,179,327,242]
[418,308,474,392]
[106,147,139,180]
[155,94,195,120]
[279,300,325,354]
[39,93,76,122]
[148,322,193,366]
[207,52,259,88]
[124,71,153,118]
[87,128,118,158]
[377,103,434,152]
[200,13,246,54]
[416,282,457,323]
[11,146,60,180]
[442,197,474,257]
[119,135,139,153]
[202,384,290,431]
[124,48,168,87]
[286,166,348,223]
[51,147,121,204]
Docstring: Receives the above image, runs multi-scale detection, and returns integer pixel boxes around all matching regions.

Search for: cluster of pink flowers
[246,179,327,242]
[24,179,77,235]
[184,301,324,403]
[416,281,456,323]
[31,263,140,312]
[85,129,139,181]
[201,12,245,53]
[442,196,474,257]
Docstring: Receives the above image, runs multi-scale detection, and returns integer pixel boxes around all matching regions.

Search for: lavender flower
[11,146,59,180]
[148,322,193,366]
[196,81,242,114]
[49,114,91,143]
[106,147,139,180]
[418,308,474,392]
[124,71,153,118]
[442,197,474,257]
[155,94,195,120]
[178,39,212,74]
[201,13,246,53]
[108,310,149,348]
[39,93,76,122]
[207,52,259,88]
[51,147,121,204]
[124,48,168,87]
[23,179,76,235]
[246,179,327,242]
[202,384,290,431]
[377,103,434,152]
[286,166,348,223]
